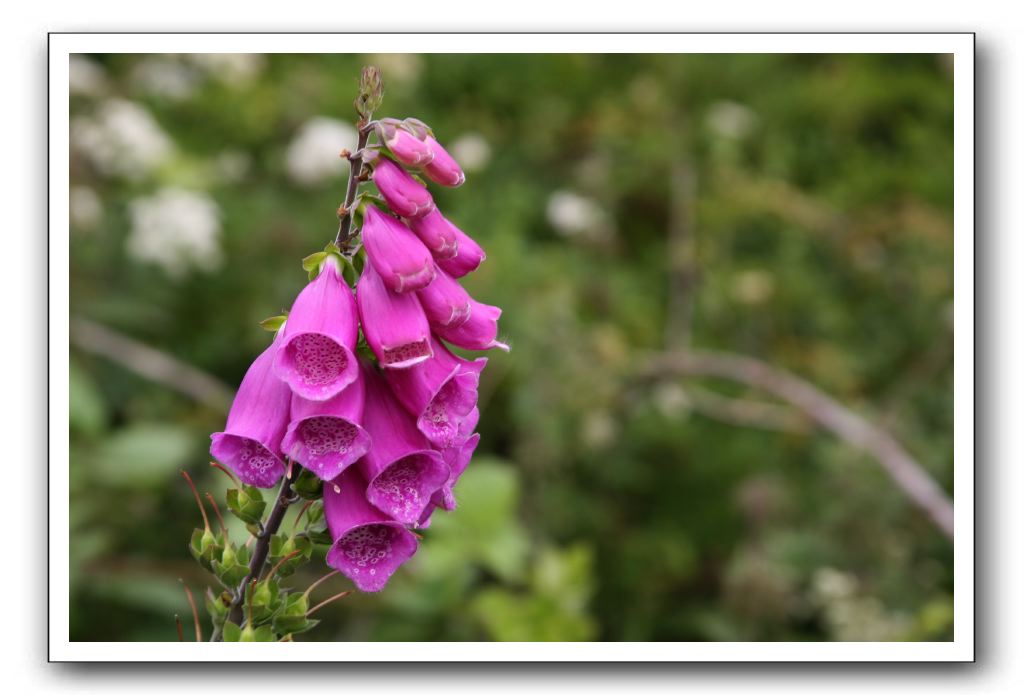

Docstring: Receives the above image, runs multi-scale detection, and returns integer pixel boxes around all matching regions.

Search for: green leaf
[259,313,287,332]
[93,423,195,487]
[222,621,242,642]
[69,360,107,436]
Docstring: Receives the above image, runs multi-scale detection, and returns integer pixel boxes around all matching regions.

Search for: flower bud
[379,122,434,168]
[416,266,471,328]
[361,205,436,293]
[210,339,291,488]
[423,136,465,187]
[356,262,434,369]
[273,257,360,401]
[407,208,458,260]
[372,158,434,219]
[435,223,486,278]
[434,298,509,352]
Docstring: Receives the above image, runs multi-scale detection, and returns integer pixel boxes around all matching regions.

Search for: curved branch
[641,350,954,540]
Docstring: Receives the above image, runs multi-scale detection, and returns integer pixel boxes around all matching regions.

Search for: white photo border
[49,32,974,662]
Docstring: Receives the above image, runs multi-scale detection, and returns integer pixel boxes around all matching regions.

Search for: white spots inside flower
[295,416,362,478]
[382,339,431,367]
[338,525,395,576]
[290,334,348,388]
[448,132,491,172]
[421,375,475,446]
[236,439,277,475]
[71,99,174,180]
[127,188,222,278]
[370,457,434,524]
[285,117,357,187]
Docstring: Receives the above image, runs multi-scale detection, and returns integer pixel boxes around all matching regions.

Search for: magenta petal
[434,298,509,352]
[281,377,371,481]
[435,223,486,278]
[357,365,450,524]
[357,263,434,369]
[385,337,485,447]
[416,266,471,328]
[383,126,434,167]
[210,340,290,488]
[273,260,359,401]
[362,205,436,293]
[423,136,465,187]
[324,466,418,592]
[372,158,434,219]
[408,208,458,260]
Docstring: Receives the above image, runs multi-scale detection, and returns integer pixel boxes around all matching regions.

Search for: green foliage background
[68,53,954,642]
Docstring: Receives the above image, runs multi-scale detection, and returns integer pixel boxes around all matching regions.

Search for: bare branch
[641,350,954,539]
[679,383,810,434]
[70,316,233,411]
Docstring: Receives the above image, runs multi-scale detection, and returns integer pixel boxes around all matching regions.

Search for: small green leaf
[259,314,287,332]
[222,621,242,642]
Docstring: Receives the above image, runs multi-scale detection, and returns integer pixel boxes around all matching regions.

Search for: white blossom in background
[129,57,201,101]
[71,99,174,180]
[366,54,422,85]
[449,132,491,172]
[69,55,108,97]
[284,117,357,187]
[706,100,758,140]
[546,190,613,241]
[127,188,222,278]
[69,186,103,232]
[188,53,266,87]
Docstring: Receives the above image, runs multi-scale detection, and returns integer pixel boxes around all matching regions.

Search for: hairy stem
[210,472,299,641]
[335,123,372,249]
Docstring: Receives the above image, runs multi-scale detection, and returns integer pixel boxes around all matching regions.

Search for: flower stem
[210,470,299,641]
[335,123,372,250]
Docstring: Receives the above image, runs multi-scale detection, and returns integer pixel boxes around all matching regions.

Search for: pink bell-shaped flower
[361,205,435,293]
[273,257,360,401]
[324,465,419,592]
[210,339,291,488]
[372,158,434,219]
[356,262,434,369]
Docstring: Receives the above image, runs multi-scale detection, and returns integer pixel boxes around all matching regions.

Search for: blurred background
[68,53,954,642]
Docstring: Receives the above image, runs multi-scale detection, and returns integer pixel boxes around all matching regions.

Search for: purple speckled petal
[273,258,359,401]
[324,466,418,592]
[281,376,370,481]
[357,363,449,524]
[210,339,290,488]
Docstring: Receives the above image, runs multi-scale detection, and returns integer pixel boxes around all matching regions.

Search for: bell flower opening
[324,465,418,592]
[385,337,485,447]
[273,258,360,401]
[281,377,371,481]
[210,339,291,488]
[358,364,449,524]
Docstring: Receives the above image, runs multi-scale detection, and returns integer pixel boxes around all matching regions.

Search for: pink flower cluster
[210,128,505,592]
